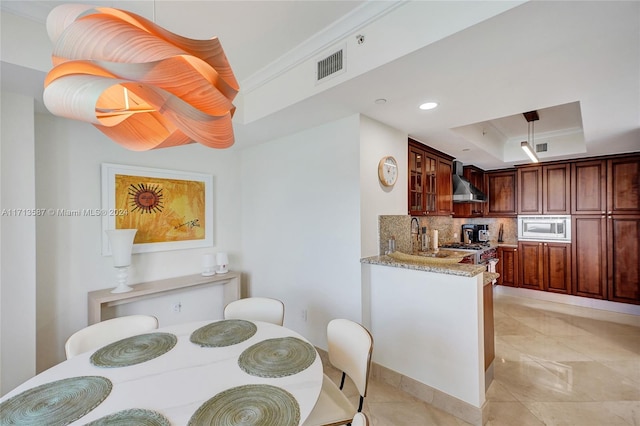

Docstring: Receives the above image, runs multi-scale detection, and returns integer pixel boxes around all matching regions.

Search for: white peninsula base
[362,261,490,425]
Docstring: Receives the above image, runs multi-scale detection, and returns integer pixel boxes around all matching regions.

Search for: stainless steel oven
[439,244,497,266]
[517,215,571,242]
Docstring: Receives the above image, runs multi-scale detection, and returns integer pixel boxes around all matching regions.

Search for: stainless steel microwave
[517,215,571,242]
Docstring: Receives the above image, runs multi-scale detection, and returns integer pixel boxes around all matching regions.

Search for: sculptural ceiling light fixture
[43,4,239,151]
[520,110,540,163]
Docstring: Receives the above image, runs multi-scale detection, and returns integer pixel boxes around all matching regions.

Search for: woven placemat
[0,376,112,426]
[90,332,177,368]
[188,384,300,426]
[238,337,316,378]
[85,408,170,425]
[190,320,257,347]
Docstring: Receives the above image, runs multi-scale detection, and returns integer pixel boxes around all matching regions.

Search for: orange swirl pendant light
[43,4,239,150]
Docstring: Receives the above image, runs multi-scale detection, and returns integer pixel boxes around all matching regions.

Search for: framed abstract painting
[101,163,213,254]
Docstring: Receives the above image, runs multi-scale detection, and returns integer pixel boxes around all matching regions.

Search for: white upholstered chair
[64,315,158,359]
[351,413,369,426]
[303,319,373,426]
[223,297,285,326]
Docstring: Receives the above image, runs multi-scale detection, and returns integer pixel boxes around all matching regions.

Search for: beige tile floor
[326,292,640,425]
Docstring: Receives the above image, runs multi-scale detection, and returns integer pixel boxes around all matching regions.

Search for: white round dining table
[0,319,323,425]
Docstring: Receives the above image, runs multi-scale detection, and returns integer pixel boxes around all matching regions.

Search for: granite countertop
[361,254,487,277]
[483,272,500,285]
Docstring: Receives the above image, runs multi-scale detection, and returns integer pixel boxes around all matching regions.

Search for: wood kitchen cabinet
[408,139,453,216]
[607,156,640,215]
[572,215,608,299]
[573,215,640,304]
[519,241,571,294]
[485,169,517,217]
[571,154,639,304]
[452,165,486,218]
[497,246,518,287]
[608,215,640,304]
[571,160,607,214]
[517,163,571,214]
[483,282,495,370]
[518,241,544,291]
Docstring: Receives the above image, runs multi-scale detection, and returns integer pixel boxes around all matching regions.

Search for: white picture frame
[101,163,214,255]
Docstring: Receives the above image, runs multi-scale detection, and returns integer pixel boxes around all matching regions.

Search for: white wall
[33,114,243,371]
[0,92,37,395]
[241,115,361,347]
[359,115,407,257]
[241,114,407,349]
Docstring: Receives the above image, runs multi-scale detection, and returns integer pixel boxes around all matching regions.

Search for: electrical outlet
[171,302,182,313]
[301,309,307,322]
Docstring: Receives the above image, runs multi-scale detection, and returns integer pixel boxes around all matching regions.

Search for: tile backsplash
[379,215,517,255]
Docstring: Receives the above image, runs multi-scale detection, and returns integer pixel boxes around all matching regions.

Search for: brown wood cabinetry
[543,242,572,294]
[608,216,640,304]
[572,160,607,214]
[486,170,517,217]
[497,246,518,287]
[573,214,640,303]
[544,164,572,214]
[571,154,639,304]
[608,156,640,215]
[436,158,453,215]
[572,215,607,299]
[518,241,544,291]
[408,139,453,216]
[453,166,486,218]
[519,241,571,294]
[483,282,494,370]
[518,164,571,214]
[517,167,542,214]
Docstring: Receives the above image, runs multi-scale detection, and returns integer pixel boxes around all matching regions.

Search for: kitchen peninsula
[360,252,496,425]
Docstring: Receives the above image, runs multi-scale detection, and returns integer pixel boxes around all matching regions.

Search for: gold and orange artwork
[114,174,205,244]
[43,4,239,150]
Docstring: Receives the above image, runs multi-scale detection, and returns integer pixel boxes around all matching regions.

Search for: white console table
[88,272,241,324]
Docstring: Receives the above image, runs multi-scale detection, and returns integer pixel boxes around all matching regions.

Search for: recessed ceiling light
[374,98,387,105]
[419,102,438,110]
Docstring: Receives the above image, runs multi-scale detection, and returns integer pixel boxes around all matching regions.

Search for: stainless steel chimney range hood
[452,161,487,203]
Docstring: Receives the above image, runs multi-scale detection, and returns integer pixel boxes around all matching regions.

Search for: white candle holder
[202,253,216,276]
[105,229,137,293]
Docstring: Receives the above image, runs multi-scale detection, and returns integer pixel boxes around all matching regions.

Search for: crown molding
[240,0,405,93]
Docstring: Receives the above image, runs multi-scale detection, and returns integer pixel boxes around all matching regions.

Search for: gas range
[439,242,497,265]
[439,242,491,251]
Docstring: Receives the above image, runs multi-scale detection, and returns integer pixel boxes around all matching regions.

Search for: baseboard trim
[494,285,640,323]
[315,348,489,425]
[369,362,484,426]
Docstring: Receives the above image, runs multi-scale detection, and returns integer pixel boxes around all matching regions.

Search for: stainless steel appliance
[438,242,497,266]
[517,215,571,242]
[452,161,486,203]
[460,224,489,244]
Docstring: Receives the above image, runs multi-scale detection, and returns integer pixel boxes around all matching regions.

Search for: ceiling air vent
[316,47,345,83]
[536,143,548,153]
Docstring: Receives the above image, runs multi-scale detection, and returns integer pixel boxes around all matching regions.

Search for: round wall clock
[378,156,398,187]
